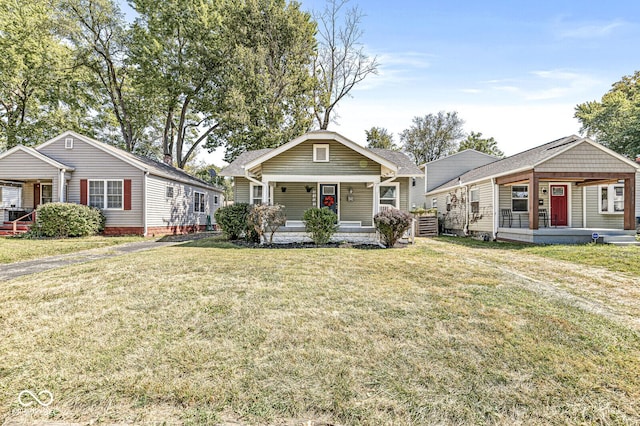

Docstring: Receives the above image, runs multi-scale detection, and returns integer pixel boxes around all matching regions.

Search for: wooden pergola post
[528,172,539,230]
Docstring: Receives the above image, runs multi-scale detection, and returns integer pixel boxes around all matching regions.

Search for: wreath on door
[323,195,335,207]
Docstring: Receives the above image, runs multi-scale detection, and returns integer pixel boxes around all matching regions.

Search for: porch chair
[500,209,513,227]
[538,208,548,227]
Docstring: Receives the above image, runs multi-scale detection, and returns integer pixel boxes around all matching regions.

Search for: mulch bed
[229,240,384,249]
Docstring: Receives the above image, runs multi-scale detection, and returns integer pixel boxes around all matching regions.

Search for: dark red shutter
[124,179,132,210]
[34,184,40,208]
[80,179,87,205]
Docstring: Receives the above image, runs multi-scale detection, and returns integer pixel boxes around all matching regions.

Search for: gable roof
[368,148,423,176]
[242,131,399,173]
[420,149,500,169]
[428,135,639,193]
[0,145,75,171]
[220,131,421,177]
[37,131,221,192]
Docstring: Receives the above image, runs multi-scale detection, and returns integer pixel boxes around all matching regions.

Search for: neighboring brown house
[427,135,640,244]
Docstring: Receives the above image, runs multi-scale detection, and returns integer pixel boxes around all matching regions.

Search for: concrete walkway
[0,239,185,282]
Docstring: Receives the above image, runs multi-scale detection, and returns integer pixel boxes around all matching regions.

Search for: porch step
[0,221,33,236]
[602,235,640,246]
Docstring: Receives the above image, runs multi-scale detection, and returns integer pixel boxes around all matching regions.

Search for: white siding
[425,150,498,192]
[146,175,222,228]
[468,180,494,233]
[39,135,144,227]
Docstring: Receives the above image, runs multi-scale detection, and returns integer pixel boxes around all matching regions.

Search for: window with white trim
[470,187,479,213]
[379,183,399,208]
[431,197,437,209]
[600,184,624,214]
[41,184,53,204]
[194,191,205,212]
[313,144,329,162]
[89,179,123,209]
[511,185,528,212]
[166,186,174,199]
[250,183,263,205]
[445,194,451,212]
[65,138,73,149]
[214,195,219,205]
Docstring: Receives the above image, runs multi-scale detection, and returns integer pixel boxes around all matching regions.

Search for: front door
[319,184,338,216]
[550,185,568,226]
[33,183,40,208]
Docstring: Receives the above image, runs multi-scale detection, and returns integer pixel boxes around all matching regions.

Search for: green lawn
[0,235,146,264]
[1,237,639,424]
[436,236,640,276]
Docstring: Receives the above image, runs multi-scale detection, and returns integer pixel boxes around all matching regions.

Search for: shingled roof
[369,148,422,176]
[429,135,584,193]
[219,141,421,178]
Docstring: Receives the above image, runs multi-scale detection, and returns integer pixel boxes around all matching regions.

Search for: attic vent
[545,138,577,151]
[65,138,73,149]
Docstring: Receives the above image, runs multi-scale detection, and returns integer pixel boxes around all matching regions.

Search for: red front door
[550,185,568,226]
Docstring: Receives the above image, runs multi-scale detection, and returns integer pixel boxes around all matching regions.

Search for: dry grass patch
[1,238,639,424]
[0,235,145,264]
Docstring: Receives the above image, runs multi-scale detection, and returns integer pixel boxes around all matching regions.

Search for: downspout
[59,169,66,202]
[492,177,498,240]
[583,186,587,228]
[143,171,149,237]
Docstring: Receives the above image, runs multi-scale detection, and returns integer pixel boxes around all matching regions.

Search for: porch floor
[497,227,636,244]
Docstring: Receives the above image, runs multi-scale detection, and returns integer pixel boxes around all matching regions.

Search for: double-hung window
[250,183,263,205]
[379,184,399,208]
[89,180,123,209]
[470,188,479,213]
[194,192,205,213]
[600,184,624,214]
[511,185,528,212]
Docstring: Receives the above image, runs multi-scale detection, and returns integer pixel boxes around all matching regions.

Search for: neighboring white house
[0,131,224,236]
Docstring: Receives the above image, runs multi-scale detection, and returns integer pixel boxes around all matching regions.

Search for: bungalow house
[0,131,223,236]
[426,135,640,244]
[220,130,423,243]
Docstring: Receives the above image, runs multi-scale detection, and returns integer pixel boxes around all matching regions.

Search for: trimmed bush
[374,208,413,248]
[302,207,338,245]
[247,204,286,244]
[35,202,106,238]
[214,203,252,240]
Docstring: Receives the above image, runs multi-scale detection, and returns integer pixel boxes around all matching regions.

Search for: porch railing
[11,210,36,234]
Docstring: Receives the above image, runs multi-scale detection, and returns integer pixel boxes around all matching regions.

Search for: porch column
[262,181,270,205]
[528,172,539,230]
[624,176,635,230]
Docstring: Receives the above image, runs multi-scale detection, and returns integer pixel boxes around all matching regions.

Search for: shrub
[214,203,252,240]
[374,208,413,248]
[302,207,338,245]
[247,204,286,244]
[34,202,106,238]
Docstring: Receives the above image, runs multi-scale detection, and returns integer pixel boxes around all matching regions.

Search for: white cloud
[557,19,627,39]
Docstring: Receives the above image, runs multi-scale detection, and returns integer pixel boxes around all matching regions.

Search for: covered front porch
[248,178,408,244]
[494,170,636,243]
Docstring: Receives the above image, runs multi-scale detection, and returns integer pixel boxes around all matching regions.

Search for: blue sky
[119,0,640,163]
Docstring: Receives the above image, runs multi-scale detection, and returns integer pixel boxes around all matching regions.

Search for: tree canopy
[458,131,504,157]
[575,71,640,158]
[365,127,397,150]
[0,0,90,150]
[400,112,465,164]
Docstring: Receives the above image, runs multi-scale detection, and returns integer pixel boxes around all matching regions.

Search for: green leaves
[458,132,504,158]
[575,71,640,158]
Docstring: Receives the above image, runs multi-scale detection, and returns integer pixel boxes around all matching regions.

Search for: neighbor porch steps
[0,221,33,236]
[602,234,640,246]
